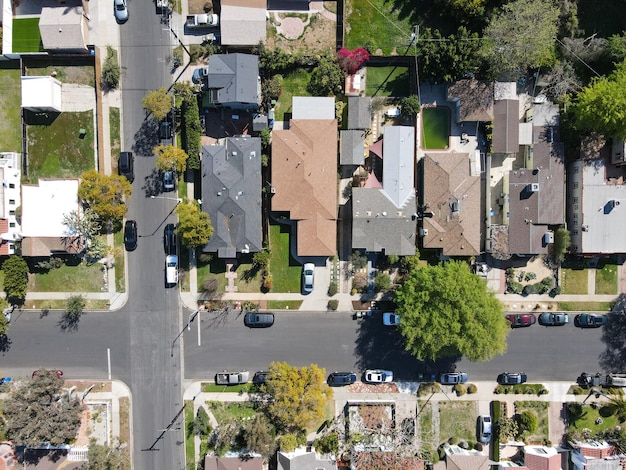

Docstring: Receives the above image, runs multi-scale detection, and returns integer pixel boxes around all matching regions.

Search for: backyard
[26,111,96,182]
[275,69,311,121]
[12,18,43,53]
[421,107,451,150]
[0,65,22,152]
[365,66,410,97]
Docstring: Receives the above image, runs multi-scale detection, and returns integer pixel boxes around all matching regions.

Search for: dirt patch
[358,404,392,430]
[347,382,399,393]
[267,13,335,54]
[65,380,112,393]
[188,0,211,15]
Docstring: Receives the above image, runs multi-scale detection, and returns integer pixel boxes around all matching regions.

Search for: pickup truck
[578,372,626,388]
[215,370,249,386]
[156,0,170,12]
[186,13,219,28]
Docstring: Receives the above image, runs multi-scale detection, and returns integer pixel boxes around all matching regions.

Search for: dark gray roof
[201,136,262,257]
[207,53,259,106]
[340,130,365,165]
[347,96,371,129]
[352,187,417,256]
[493,100,519,153]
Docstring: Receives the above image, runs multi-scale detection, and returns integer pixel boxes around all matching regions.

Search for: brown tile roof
[271,120,338,257]
[21,236,83,257]
[447,80,494,122]
[525,448,561,470]
[352,451,424,470]
[0,220,9,256]
[446,454,493,470]
[493,100,520,153]
[422,153,481,256]
[204,456,263,470]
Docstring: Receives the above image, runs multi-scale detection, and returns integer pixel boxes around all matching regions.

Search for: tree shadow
[58,313,80,333]
[0,334,11,353]
[599,295,626,372]
[132,119,159,157]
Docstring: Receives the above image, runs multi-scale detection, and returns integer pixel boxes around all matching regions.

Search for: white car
[114,0,128,23]
[302,263,314,294]
[382,312,400,326]
[165,255,178,287]
[365,369,393,383]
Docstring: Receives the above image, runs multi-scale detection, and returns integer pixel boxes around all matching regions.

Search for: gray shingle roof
[347,96,371,129]
[493,100,520,153]
[201,137,262,257]
[39,6,88,51]
[207,54,259,107]
[340,130,365,165]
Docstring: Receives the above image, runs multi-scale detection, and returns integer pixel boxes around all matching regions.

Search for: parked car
[575,314,608,328]
[162,170,175,192]
[192,67,208,84]
[160,121,173,145]
[327,372,357,386]
[383,312,400,326]
[163,224,176,255]
[497,372,527,385]
[124,220,137,251]
[252,371,268,385]
[114,0,128,23]
[440,372,468,385]
[215,370,249,385]
[165,255,178,287]
[118,151,134,182]
[302,263,314,294]
[478,415,492,443]
[243,313,274,328]
[538,312,570,326]
[505,313,536,328]
[365,370,394,383]
[0,377,11,385]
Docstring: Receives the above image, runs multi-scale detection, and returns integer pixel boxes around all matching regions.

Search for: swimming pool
[421,107,451,150]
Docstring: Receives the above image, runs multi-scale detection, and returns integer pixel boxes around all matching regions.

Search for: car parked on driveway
[327,372,357,386]
[538,312,569,326]
[302,263,314,294]
[575,314,608,328]
[365,370,393,383]
[478,415,492,443]
[440,372,468,385]
[383,312,400,326]
[497,372,527,385]
[114,0,128,23]
[506,313,536,328]
[243,313,274,328]
[124,220,137,251]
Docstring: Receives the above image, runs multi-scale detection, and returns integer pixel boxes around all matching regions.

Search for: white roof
[292,97,335,120]
[21,76,62,112]
[382,126,415,208]
[21,179,79,237]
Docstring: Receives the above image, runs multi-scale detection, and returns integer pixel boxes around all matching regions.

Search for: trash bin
[79,128,87,139]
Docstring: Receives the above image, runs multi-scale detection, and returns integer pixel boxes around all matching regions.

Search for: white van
[165,255,178,287]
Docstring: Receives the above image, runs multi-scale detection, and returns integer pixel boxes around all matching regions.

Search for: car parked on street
[118,151,134,182]
[302,263,314,294]
[243,313,274,328]
[538,312,570,326]
[124,220,137,251]
[252,371,268,385]
[506,313,536,328]
[575,314,608,328]
[440,372,468,385]
[114,0,128,23]
[327,372,357,386]
[165,255,178,287]
[478,415,492,443]
[364,370,394,383]
[497,372,527,385]
[162,170,175,192]
[163,223,176,255]
[383,312,400,326]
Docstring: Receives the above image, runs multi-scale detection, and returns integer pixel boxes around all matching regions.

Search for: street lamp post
[150,195,183,203]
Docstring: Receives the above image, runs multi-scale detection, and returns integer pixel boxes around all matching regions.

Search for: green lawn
[344,0,415,55]
[365,66,410,97]
[206,401,258,424]
[28,261,105,292]
[558,301,614,312]
[438,401,478,445]
[201,382,254,393]
[595,257,618,295]
[184,401,195,468]
[0,65,22,152]
[26,299,109,310]
[198,256,262,295]
[110,107,121,158]
[275,69,311,121]
[13,18,43,53]
[495,384,547,395]
[26,111,96,182]
[561,268,589,295]
[569,403,622,432]
[269,223,302,293]
[421,107,450,150]
[514,401,549,444]
[113,230,125,292]
[267,300,303,310]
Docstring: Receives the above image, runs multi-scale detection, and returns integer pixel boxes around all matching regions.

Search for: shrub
[327,300,339,311]
[550,285,562,297]
[508,281,523,294]
[279,434,297,452]
[328,281,338,296]
[454,384,466,396]
[373,272,391,292]
[199,253,213,264]
[522,284,538,295]
[566,402,584,420]
[467,384,478,394]
[315,432,338,455]
[182,96,202,170]
[101,46,120,89]
[517,410,538,435]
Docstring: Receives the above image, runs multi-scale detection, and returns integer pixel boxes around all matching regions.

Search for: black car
[252,371,268,385]
[243,313,274,328]
[160,121,173,145]
[575,314,608,328]
[327,372,357,386]
[497,372,527,385]
[163,223,176,255]
[124,220,137,251]
[118,151,134,183]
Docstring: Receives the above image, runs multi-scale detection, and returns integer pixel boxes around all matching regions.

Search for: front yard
[0,64,22,152]
[28,260,105,292]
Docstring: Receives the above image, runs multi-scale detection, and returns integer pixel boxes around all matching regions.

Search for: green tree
[395,261,508,361]
[307,56,345,96]
[481,0,559,77]
[3,255,29,304]
[243,414,275,458]
[350,251,367,270]
[552,227,570,263]
[574,60,626,140]
[78,170,132,224]
[101,46,121,90]
[182,95,202,171]
[262,362,332,433]
[2,370,85,446]
[315,432,338,455]
[517,410,538,435]
[63,208,102,248]
[83,439,130,470]
[154,145,189,174]
[373,272,391,292]
[279,433,298,452]
[446,0,487,17]
[175,199,213,248]
[495,416,518,442]
[142,87,171,122]
[194,407,211,437]
[400,95,421,117]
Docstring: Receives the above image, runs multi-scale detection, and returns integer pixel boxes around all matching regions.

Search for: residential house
[347,96,371,130]
[421,152,481,256]
[352,126,417,256]
[271,97,337,257]
[20,179,83,257]
[340,97,371,166]
[39,6,89,54]
[21,76,62,113]
[277,446,337,470]
[204,54,260,110]
[524,445,562,470]
[292,97,335,120]
[204,455,263,470]
[0,153,22,255]
[447,80,495,123]
[437,444,495,470]
[493,99,520,154]
[570,440,621,470]
[220,0,266,46]
[200,136,262,258]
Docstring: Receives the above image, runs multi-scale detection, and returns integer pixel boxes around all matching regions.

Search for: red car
[505,313,536,328]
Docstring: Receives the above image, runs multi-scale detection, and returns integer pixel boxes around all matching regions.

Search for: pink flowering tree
[337,47,370,75]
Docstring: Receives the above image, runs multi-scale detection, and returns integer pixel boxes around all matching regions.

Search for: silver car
[302,263,314,294]
[114,0,128,23]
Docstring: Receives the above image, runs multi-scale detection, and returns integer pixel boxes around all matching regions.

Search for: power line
[556,38,601,78]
